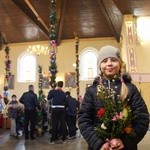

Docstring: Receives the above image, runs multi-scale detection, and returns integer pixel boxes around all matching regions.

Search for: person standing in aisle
[65,91,78,139]
[78,45,149,150]
[47,81,67,144]
[8,94,18,138]
[19,85,41,140]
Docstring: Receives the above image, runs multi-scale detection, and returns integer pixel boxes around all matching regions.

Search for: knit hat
[97,45,122,66]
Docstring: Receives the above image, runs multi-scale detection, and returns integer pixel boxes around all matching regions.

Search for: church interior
[0,0,150,149]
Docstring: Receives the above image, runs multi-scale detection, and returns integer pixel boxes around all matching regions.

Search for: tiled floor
[0,129,150,150]
[0,129,88,150]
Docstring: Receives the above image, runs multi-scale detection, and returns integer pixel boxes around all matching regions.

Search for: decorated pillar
[3,45,11,104]
[74,33,80,106]
[49,0,58,89]
[4,46,11,86]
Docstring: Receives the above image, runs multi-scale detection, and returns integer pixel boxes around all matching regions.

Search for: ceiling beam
[57,0,67,45]
[11,0,49,37]
[96,0,123,42]
[24,0,49,31]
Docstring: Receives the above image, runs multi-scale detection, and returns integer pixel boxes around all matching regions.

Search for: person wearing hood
[78,45,149,150]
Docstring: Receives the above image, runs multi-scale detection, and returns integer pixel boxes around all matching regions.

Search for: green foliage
[4,45,11,87]
[37,65,46,126]
[96,84,134,139]
[38,65,44,99]
[49,0,58,41]
[49,0,58,89]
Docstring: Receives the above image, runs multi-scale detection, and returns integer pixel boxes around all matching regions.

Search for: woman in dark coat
[78,45,149,150]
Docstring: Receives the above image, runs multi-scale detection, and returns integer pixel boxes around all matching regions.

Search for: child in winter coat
[78,45,149,150]
[8,94,18,138]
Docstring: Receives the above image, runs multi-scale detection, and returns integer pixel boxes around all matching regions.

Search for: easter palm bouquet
[96,84,134,139]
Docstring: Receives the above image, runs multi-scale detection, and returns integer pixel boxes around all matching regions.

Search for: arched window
[80,47,98,80]
[17,52,36,82]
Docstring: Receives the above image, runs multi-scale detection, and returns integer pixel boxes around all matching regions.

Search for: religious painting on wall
[42,75,50,89]
[65,72,76,88]
[8,74,14,90]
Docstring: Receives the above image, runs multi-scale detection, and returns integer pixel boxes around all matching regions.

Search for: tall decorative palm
[49,0,58,89]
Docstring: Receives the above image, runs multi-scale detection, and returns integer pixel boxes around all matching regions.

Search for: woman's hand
[100,142,112,150]
[109,138,124,150]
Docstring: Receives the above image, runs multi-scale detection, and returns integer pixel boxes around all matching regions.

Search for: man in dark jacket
[65,91,78,139]
[19,85,41,140]
[47,81,67,144]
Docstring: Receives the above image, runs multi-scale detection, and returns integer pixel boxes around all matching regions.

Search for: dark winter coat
[66,96,78,116]
[47,89,67,107]
[78,75,149,150]
[8,100,18,119]
[19,90,41,110]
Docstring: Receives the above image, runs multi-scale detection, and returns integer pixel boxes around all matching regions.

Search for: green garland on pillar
[38,65,44,102]
[37,65,44,126]
[74,33,80,105]
[49,0,58,89]
[4,45,11,86]
[3,45,11,104]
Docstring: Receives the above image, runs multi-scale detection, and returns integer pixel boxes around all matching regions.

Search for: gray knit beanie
[97,45,122,66]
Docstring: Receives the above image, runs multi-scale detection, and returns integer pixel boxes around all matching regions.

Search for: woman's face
[100,57,121,79]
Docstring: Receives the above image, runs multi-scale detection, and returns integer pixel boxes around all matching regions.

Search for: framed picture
[42,76,50,89]
[65,72,76,88]
[8,75,15,90]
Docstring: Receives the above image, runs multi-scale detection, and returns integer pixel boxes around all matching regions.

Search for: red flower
[97,108,106,117]
[124,126,133,134]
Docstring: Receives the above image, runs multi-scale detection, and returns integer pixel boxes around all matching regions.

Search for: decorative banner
[125,20,137,72]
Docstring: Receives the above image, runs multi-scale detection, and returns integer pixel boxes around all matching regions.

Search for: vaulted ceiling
[0,0,150,47]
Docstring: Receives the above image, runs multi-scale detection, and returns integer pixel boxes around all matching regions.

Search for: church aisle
[0,129,88,150]
[0,129,150,150]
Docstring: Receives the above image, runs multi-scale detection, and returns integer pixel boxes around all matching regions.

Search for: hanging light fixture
[26,16,50,56]
[26,44,49,56]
